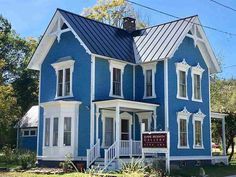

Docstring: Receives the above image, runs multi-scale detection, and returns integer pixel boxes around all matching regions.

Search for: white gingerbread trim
[175,59,190,100]
[109,60,126,98]
[191,63,205,102]
[141,62,157,99]
[177,107,191,149]
[136,112,153,131]
[192,109,205,149]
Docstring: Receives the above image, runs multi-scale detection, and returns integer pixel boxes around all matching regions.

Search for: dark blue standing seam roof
[59,9,135,63]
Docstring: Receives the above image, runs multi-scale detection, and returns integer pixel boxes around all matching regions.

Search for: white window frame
[141,63,157,99]
[51,59,75,99]
[177,107,191,149]
[22,128,37,137]
[109,60,126,98]
[175,59,190,100]
[192,109,205,149]
[136,112,153,132]
[191,63,205,102]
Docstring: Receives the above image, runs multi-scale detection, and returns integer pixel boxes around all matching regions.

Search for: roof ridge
[57,8,130,33]
[133,15,198,32]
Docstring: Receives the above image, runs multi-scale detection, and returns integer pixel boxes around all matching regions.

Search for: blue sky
[0,0,235,78]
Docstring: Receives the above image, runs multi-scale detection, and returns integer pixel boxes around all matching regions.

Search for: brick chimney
[123,17,136,32]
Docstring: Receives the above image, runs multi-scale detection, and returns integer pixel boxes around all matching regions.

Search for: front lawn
[0,172,89,177]
[171,164,236,177]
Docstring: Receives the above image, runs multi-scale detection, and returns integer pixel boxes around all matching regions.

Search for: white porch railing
[86,139,100,168]
[120,140,141,156]
[104,141,117,169]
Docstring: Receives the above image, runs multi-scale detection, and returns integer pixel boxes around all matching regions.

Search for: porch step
[91,158,117,171]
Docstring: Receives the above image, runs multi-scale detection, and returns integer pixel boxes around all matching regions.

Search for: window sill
[193,146,204,149]
[143,96,156,99]
[55,95,74,100]
[192,98,203,103]
[109,94,124,99]
[177,146,190,149]
[177,95,189,100]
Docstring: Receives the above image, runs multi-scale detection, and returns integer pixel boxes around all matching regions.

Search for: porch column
[152,112,157,131]
[115,105,120,157]
[96,110,100,142]
[222,117,226,156]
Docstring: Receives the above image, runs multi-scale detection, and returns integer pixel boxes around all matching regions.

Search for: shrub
[18,151,36,169]
[59,154,78,172]
[1,145,18,164]
[120,158,146,174]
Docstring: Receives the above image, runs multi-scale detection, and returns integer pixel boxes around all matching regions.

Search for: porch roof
[94,99,159,112]
[211,112,228,119]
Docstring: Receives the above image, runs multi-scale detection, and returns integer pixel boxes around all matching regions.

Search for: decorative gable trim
[28,10,91,70]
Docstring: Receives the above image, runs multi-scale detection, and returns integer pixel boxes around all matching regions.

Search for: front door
[121,119,129,140]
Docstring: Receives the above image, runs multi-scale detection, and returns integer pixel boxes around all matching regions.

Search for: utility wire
[224,64,236,69]
[126,0,236,36]
[209,0,236,12]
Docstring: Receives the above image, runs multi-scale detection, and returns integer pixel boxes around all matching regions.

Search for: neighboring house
[27,8,228,170]
[16,106,38,151]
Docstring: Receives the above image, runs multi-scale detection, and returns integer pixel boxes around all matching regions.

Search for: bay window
[53,117,59,146]
[45,118,50,146]
[64,117,72,146]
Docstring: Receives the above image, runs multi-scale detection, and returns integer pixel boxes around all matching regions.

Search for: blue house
[27,8,228,170]
[16,106,38,151]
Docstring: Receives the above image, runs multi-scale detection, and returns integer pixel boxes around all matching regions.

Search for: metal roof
[16,106,39,128]
[59,9,135,63]
[133,16,197,63]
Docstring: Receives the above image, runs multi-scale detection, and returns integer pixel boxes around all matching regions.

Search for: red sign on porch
[142,133,167,148]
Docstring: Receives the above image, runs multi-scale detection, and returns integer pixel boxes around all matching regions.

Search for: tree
[211,78,236,161]
[82,0,148,29]
[0,15,38,147]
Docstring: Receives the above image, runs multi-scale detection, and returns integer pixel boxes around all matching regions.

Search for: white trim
[192,109,205,149]
[21,128,37,137]
[109,60,126,98]
[90,55,95,147]
[211,112,228,119]
[51,59,75,99]
[120,114,132,141]
[177,107,191,149]
[191,63,205,102]
[170,155,212,161]
[136,112,153,131]
[141,62,157,99]
[164,59,169,131]
[28,11,91,70]
[37,66,42,157]
[175,59,190,100]
[133,65,135,100]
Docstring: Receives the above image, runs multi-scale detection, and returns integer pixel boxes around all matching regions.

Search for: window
[104,117,114,147]
[23,130,29,136]
[142,63,156,99]
[109,60,126,98]
[30,130,36,136]
[193,74,201,100]
[146,70,153,97]
[45,118,50,146]
[176,59,190,100]
[113,68,121,96]
[53,117,59,146]
[64,117,71,146]
[191,63,204,102]
[192,109,205,148]
[22,129,36,137]
[179,71,187,98]
[194,120,202,146]
[142,119,149,131]
[177,107,191,149]
[51,58,74,98]
[180,119,187,147]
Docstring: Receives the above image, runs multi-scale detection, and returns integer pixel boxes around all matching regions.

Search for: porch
[87,99,159,169]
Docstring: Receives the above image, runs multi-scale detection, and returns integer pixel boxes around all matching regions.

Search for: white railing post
[104,149,108,167]
[130,139,132,157]
[86,149,90,168]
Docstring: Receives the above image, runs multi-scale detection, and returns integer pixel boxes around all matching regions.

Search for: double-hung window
[51,58,74,98]
[109,60,126,98]
[142,63,156,99]
[191,63,204,102]
[45,118,50,146]
[177,107,191,149]
[192,109,205,148]
[53,117,59,146]
[113,68,121,96]
[64,117,72,146]
[176,59,190,100]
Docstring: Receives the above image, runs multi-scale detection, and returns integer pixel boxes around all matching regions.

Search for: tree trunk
[229,139,235,162]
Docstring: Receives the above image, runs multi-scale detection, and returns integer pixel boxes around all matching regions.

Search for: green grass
[0,172,90,177]
[171,164,236,177]
[0,162,20,169]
